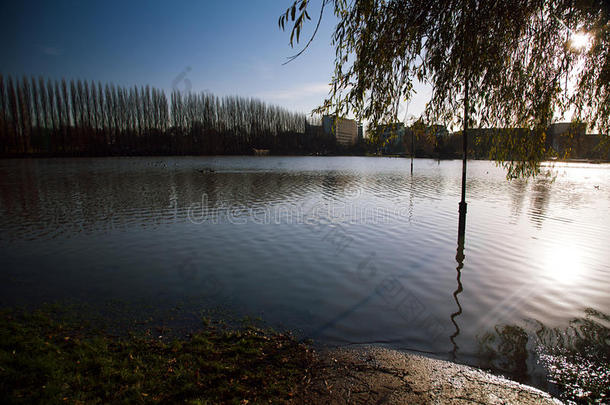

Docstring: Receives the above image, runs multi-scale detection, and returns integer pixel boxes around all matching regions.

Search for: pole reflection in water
[452,74,469,359]
[450,207,466,360]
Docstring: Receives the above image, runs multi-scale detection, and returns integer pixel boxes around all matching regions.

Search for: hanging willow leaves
[280,0,610,177]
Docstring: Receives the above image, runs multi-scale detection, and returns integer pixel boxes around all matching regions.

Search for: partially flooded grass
[0,305,314,404]
[478,308,610,404]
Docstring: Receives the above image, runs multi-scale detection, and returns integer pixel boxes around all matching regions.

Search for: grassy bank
[0,307,314,404]
[3,305,606,404]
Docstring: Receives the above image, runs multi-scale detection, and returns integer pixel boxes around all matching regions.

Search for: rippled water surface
[1,156,609,399]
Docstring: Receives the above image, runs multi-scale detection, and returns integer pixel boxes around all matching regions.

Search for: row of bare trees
[0,75,335,156]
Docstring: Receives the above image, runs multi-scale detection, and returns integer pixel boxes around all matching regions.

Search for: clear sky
[1,0,430,120]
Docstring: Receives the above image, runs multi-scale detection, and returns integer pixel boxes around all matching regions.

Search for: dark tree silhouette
[0,75,341,157]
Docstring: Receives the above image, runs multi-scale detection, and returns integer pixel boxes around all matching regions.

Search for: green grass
[0,307,313,404]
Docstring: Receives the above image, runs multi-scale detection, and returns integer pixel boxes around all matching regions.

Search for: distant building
[428,124,449,138]
[464,127,526,159]
[376,123,449,155]
[546,122,587,157]
[377,123,406,154]
[322,115,359,146]
[547,122,586,137]
[464,122,606,160]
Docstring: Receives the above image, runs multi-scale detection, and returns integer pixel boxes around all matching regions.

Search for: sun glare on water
[544,245,584,285]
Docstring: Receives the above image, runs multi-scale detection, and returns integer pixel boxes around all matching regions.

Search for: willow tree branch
[283,0,327,65]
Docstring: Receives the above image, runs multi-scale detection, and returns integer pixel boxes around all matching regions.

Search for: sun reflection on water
[544,244,583,285]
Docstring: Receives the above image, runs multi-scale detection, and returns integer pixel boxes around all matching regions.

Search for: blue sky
[1,0,429,119]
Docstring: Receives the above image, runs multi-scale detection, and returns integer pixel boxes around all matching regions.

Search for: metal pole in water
[410,128,414,174]
[453,79,469,357]
[458,79,469,240]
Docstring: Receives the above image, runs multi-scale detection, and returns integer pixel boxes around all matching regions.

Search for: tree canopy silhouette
[0,75,323,156]
[280,0,610,176]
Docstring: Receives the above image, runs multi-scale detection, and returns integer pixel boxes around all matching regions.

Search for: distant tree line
[0,75,338,156]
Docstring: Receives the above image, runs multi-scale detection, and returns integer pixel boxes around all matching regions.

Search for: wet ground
[295,346,563,404]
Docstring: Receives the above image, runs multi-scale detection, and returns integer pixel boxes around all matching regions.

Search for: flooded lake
[1,156,608,399]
